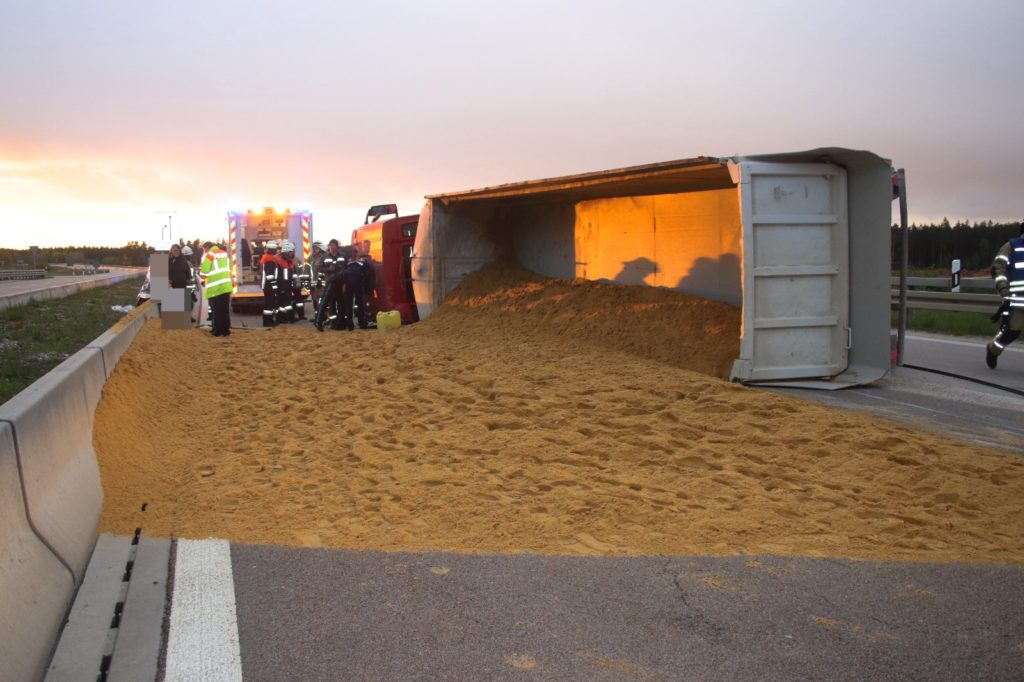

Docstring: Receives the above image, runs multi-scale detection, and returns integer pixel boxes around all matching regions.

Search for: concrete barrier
[0,347,107,579]
[0,293,158,680]
[0,269,144,311]
[87,301,158,377]
[0,422,75,682]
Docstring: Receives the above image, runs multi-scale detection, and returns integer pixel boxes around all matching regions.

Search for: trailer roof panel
[426,156,734,204]
[425,148,891,206]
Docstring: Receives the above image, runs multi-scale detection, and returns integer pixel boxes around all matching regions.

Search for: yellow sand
[94,265,1024,563]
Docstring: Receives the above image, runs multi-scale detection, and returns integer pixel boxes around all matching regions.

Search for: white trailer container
[411,147,892,388]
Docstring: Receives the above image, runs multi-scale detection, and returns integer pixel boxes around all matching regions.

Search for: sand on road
[95,264,1024,564]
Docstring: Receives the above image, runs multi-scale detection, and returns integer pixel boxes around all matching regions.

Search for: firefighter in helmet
[278,240,297,323]
[310,240,327,312]
[259,240,281,326]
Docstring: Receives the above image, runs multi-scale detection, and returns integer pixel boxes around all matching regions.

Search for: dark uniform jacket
[168,254,192,288]
[320,249,347,283]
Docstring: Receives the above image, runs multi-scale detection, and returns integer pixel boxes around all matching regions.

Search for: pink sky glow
[2,1,1022,247]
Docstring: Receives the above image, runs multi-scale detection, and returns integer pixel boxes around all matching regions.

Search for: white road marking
[906,334,1024,353]
[164,539,243,682]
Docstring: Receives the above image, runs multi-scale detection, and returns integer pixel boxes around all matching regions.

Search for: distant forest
[892,219,1021,272]
[0,239,206,269]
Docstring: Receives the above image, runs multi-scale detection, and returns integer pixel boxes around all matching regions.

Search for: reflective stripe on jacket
[1008,237,1024,308]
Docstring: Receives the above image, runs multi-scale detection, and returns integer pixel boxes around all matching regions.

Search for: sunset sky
[2,1,1022,248]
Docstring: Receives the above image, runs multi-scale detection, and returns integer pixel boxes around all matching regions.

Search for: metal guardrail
[890,276,994,290]
[890,276,1000,314]
[0,269,46,281]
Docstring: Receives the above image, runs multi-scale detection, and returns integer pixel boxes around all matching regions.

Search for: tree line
[0,239,208,269]
[892,219,1021,272]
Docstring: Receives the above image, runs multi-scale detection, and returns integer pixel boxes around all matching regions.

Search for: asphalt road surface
[225,545,1024,681]
[769,333,1023,454]
[0,267,143,308]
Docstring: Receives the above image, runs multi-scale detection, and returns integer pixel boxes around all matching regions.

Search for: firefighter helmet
[281,240,295,253]
[265,240,279,251]
[312,240,325,252]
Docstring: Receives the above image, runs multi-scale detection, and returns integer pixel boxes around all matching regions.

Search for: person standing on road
[260,240,282,327]
[309,240,326,312]
[314,239,346,331]
[200,241,233,337]
[180,245,198,321]
[277,240,297,323]
[986,221,1024,368]
[168,243,192,289]
[342,245,370,330]
[359,238,379,324]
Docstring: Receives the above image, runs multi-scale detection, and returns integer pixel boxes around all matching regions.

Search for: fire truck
[226,207,313,314]
[351,204,419,323]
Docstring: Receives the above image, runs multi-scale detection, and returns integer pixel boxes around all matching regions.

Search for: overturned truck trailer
[412,148,891,388]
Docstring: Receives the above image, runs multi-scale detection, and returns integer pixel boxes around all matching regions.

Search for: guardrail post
[895,168,908,366]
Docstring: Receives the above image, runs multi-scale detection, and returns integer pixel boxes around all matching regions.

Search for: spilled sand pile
[423,263,741,379]
[95,265,1024,563]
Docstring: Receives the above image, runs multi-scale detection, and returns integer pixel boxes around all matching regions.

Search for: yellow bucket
[377,310,401,331]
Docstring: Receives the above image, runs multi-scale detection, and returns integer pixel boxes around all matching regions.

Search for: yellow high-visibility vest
[201,247,233,299]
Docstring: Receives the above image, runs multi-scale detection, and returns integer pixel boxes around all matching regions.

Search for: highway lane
[0,267,144,309]
[156,542,1024,681]
[768,334,1023,454]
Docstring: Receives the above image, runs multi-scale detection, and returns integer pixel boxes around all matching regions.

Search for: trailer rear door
[732,162,849,382]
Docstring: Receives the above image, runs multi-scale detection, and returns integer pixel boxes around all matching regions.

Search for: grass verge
[0,277,143,405]
[891,309,997,337]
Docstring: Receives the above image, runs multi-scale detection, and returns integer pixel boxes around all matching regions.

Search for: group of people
[166,240,233,336]
[164,235,379,338]
[257,239,311,327]
[310,238,376,331]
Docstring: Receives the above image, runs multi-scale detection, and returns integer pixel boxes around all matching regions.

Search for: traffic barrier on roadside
[0,422,75,682]
[0,269,144,311]
[0,268,46,281]
[87,300,158,377]
[0,296,158,679]
[0,347,107,581]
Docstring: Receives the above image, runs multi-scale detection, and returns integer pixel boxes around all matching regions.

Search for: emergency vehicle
[226,207,313,313]
[351,204,419,323]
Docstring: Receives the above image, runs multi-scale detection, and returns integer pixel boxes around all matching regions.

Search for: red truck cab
[351,204,419,324]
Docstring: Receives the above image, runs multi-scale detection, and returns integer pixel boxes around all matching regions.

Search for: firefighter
[278,241,297,323]
[341,245,370,330]
[310,240,326,311]
[359,238,379,324]
[314,239,346,331]
[293,248,313,320]
[260,240,281,327]
[986,221,1024,368]
[200,241,232,337]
